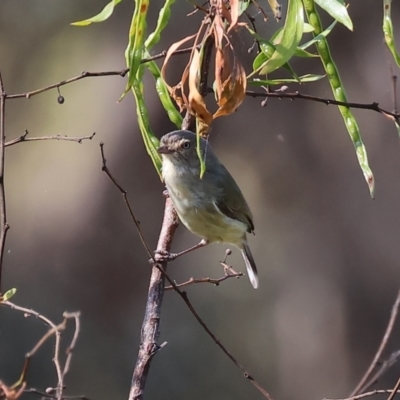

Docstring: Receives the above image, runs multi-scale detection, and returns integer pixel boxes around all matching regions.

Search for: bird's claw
[150,250,178,263]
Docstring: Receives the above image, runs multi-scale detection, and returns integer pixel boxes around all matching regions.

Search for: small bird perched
[157,130,258,289]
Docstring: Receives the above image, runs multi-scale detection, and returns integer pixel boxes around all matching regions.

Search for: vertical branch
[128,198,179,400]
[0,71,9,293]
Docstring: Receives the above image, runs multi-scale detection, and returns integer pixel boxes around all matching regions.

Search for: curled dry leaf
[161,34,197,111]
[213,43,247,118]
[188,49,213,136]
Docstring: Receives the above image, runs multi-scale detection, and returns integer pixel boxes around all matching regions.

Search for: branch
[5,130,96,147]
[2,301,81,400]
[128,198,179,400]
[0,71,9,293]
[350,290,400,396]
[245,90,400,120]
[165,255,244,290]
[6,46,195,100]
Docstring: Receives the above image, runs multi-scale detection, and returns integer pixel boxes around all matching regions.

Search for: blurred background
[1,1,400,399]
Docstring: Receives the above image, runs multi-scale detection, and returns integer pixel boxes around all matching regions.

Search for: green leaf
[145,0,176,49]
[258,0,304,74]
[294,47,318,57]
[239,0,251,16]
[71,0,122,26]
[383,0,400,68]
[303,22,315,32]
[144,55,183,127]
[2,288,17,301]
[248,74,325,85]
[314,0,353,31]
[394,119,400,137]
[300,19,337,50]
[132,69,162,176]
[121,0,149,100]
[303,0,374,197]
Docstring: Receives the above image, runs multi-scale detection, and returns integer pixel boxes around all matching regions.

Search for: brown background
[1,1,400,399]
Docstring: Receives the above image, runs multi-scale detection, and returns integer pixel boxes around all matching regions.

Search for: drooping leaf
[188,49,213,136]
[258,0,304,74]
[300,19,337,50]
[120,0,149,100]
[71,0,123,26]
[145,0,176,49]
[383,0,400,68]
[303,0,374,196]
[314,0,353,31]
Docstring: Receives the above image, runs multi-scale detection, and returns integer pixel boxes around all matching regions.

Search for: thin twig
[0,71,9,293]
[62,312,81,378]
[24,388,90,400]
[325,390,400,400]
[165,257,244,290]
[387,376,400,400]
[165,271,243,290]
[361,350,400,392]
[245,89,400,120]
[99,142,154,260]
[155,263,274,400]
[6,47,195,100]
[2,301,81,400]
[350,290,400,396]
[5,130,96,147]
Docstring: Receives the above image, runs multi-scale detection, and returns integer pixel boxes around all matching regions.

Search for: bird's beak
[157,145,173,154]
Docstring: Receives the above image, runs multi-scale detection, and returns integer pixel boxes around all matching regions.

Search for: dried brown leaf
[188,49,213,135]
[161,34,196,110]
[214,45,232,102]
[228,0,240,32]
[213,52,247,118]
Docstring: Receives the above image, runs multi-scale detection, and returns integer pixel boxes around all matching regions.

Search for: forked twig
[165,251,244,290]
[1,301,81,400]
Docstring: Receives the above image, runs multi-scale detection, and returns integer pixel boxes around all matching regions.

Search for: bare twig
[165,271,243,290]
[6,47,195,101]
[350,290,400,396]
[387,376,400,400]
[2,301,81,400]
[0,71,9,293]
[245,89,400,120]
[165,256,244,290]
[325,390,400,400]
[5,130,96,147]
[361,350,400,392]
[24,388,90,400]
[99,142,154,260]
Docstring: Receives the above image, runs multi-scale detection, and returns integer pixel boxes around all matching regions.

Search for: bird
[157,130,258,289]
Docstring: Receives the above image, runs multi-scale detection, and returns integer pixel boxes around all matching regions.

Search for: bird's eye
[182,141,190,149]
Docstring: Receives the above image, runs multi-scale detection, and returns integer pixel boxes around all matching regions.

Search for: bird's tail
[241,242,259,289]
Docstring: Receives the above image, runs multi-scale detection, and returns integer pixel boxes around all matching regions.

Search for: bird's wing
[212,163,255,233]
